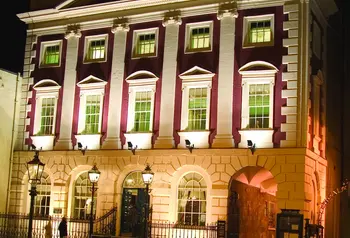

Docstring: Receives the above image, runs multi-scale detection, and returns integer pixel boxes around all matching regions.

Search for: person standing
[58,216,68,238]
[44,216,52,238]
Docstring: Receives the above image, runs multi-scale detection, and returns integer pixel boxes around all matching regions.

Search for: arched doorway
[120,171,146,236]
[227,167,277,238]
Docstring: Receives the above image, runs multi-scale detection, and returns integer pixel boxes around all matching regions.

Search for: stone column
[55,25,81,150]
[212,4,238,148]
[154,12,181,149]
[102,20,129,149]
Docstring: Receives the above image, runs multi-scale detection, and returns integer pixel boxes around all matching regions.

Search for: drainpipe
[5,72,21,212]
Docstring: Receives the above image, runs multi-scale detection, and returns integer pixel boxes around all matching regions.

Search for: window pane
[44,45,60,65]
[134,91,152,132]
[137,33,156,56]
[84,95,101,134]
[73,172,97,219]
[177,173,206,225]
[88,39,106,60]
[188,88,207,130]
[190,27,210,50]
[34,173,51,217]
[248,84,270,129]
[39,98,55,135]
[249,20,272,44]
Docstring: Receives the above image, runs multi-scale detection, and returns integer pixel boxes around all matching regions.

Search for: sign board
[217,220,226,238]
[276,209,303,238]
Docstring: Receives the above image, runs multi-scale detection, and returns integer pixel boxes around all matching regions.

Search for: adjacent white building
[0,69,21,212]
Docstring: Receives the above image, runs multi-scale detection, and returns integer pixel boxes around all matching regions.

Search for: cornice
[21,0,293,36]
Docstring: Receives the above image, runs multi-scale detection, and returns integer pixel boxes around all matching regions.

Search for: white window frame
[169,166,212,224]
[77,76,107,135]
[132,28,159,59]
[185,21,213,53]
[177,172,207,226]
[179,66,214,131]
[241,77,275,130]
[125,71,159,132]
[25,171,53,216]
[33,172,51,216]
[243,14,274,48]
[39,40,62,68]
[238,61,277,149]
[84,34,108,63]
[33,80,61,136]
[72,172,97,219]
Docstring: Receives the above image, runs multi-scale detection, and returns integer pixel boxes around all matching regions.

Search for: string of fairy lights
[317,179,349,225]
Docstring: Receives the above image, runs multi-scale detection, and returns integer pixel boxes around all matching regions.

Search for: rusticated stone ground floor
[9,148,326,235]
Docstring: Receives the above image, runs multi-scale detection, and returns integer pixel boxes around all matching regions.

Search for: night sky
[0,1,29,73]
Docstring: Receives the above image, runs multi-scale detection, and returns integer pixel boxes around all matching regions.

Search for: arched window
[34,172,51,216]
[177,172,207,225]
[123,171,145,188]
[73,172,97,219]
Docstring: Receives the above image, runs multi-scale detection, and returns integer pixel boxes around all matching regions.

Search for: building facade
[0,69,21,213]
[11,0,339,236]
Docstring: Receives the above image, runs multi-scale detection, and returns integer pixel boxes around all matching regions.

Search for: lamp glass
[142,165,154,185]
[88,165,101,183]
[26,155,45,184]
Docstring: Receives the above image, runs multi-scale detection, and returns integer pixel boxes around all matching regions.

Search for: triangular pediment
[56,0,120,10]
[239,61,278,75]
[77,75,107,88]
[179,66,215,80]
[125,70,159,85]
[33,79,61,92]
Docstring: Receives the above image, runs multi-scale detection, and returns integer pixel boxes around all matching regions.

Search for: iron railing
[0,207,117,238]
[149,222,218,238]
[94,207,117,235]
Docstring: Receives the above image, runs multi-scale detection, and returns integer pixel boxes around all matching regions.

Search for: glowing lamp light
[26,153,45,185]
[88,164,101,183]
[142,164,154,185]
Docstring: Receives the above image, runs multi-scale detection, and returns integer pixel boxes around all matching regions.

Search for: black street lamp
[88,164,101,238]
[26,150,45,238]
[141,164,154,238]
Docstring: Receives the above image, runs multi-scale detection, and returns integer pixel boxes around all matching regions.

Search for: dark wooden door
[121,188,146,235]
[227,181,277,238]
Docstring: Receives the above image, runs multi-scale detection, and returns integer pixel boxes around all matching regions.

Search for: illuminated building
[10,0,341,237]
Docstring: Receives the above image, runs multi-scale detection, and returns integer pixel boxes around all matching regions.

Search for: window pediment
[179,66,215,81]
[77,75,107,90]
[239,61,278,77]
[125,70,159,86]
[33,79,61,93]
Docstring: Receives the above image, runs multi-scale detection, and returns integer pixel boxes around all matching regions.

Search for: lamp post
[88,164,101,238]
[26,151,45,238]
[141,164,154,238]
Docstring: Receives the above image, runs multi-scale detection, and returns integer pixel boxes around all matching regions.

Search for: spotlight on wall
[78,142,87,155]
[185,139,194,153]
[30,144,42,151]
[247,140,256,155]
[127,142,137,155]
